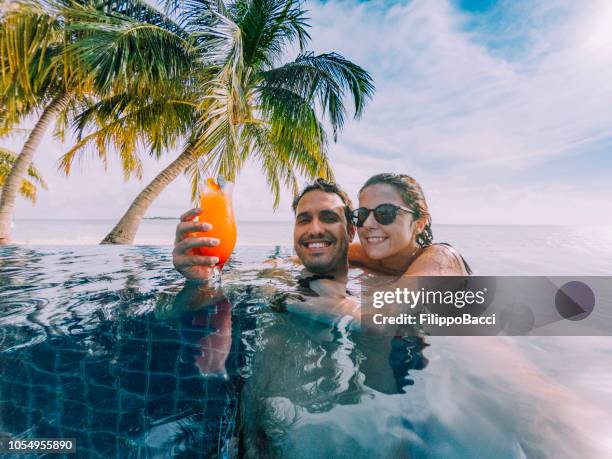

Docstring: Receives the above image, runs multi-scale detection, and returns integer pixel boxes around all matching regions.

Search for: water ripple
[2,243,612,458]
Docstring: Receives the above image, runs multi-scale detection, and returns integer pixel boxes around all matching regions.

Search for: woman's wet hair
[359,173,433,247]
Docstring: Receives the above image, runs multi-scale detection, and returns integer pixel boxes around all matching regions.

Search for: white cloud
[3,0,612,227]
[308,0,612,164]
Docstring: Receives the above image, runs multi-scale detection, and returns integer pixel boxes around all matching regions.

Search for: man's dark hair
[292,178,354,228]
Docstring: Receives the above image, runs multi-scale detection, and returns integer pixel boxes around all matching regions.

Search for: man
[173,178,359,326]
[291,178,355,279]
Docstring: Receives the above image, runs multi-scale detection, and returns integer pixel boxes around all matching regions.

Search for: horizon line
[11,218,611,228]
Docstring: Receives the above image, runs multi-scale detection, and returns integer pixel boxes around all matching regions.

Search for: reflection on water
[0,246,245,457]
[1,246,612,458]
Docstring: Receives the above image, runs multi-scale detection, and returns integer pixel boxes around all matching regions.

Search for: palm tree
[62,0,375,244]
[0,147,47,203]
[0,0,196,244]
[0,2,78,243]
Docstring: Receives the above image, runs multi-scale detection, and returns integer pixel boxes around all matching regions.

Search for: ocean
[10,219,612,275]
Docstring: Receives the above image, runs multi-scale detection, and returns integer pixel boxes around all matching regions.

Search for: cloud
[308,0,612,164]
[3,0,612,225]
[304,0,612,223]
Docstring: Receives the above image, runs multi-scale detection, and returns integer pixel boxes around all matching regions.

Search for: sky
[3,0,612,225]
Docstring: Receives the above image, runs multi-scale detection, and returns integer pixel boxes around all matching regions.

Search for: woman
[349,173,471,276]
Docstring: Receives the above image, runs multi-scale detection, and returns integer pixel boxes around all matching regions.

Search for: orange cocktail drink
[195,177,237,267]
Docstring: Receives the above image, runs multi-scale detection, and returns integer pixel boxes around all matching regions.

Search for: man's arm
[156,285,233,378]
[285,295,361,331]
[156,281,227,320]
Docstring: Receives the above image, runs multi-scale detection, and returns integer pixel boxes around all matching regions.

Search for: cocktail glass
[194,177,237,279]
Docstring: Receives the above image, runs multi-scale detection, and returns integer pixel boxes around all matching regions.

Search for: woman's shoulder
[431,243,472,274]
[405,243,469,276]
[423,243,459,258]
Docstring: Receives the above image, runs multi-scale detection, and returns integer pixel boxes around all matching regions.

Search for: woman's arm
[348,242,398,275]
[349,242,467,276]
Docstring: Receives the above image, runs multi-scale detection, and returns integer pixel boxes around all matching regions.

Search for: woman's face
[357,183,421,260]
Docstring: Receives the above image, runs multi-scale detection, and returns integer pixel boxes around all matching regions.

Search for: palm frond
[18,178,38,202]
[259,52,374,139]
[163,0,210,19]
[60,1,197,98]
[193,5,243,72]
[236,0,310,69]
[243,123,299,207]
[0,146,47,202]
[0,3,67,117]
[165,0,229,37]
[59,93,196,179]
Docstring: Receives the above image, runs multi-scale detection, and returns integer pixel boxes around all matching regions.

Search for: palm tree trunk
[0,92,71,245]
[101,147,197,244]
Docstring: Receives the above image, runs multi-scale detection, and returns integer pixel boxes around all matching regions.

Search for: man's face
[293,190,354,275]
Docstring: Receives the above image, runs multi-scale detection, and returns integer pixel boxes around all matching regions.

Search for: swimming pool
[1,245,612,458]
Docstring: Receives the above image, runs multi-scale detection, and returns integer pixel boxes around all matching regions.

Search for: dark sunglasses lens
[353,208,369,227]
[374,205,398,225]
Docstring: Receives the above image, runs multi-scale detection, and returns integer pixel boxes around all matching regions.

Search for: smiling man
[292,178,355,279]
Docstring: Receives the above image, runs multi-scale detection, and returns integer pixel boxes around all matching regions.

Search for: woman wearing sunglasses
[349,173,471,276]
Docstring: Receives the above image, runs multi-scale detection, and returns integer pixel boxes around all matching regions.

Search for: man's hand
[173,207,221,281]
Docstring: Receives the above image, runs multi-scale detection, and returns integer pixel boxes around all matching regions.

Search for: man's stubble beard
[298,238,349,276]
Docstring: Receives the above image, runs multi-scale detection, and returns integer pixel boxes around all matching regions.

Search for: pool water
[1,245,612,458]
[0,246,254,457]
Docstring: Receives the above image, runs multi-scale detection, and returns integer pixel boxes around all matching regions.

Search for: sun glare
[585,1,612,50]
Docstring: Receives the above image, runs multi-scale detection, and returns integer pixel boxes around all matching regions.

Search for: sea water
[11,219,612,274]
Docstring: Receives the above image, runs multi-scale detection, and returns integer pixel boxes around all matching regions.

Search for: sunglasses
[352,204,414,228]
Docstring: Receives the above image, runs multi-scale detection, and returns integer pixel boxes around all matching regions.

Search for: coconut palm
[61,0,374,244]
[0,1,78,243]
[0,0,196,244]
[0,147,47,203]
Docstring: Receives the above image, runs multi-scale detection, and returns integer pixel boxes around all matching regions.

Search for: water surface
[1,240,612,458]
